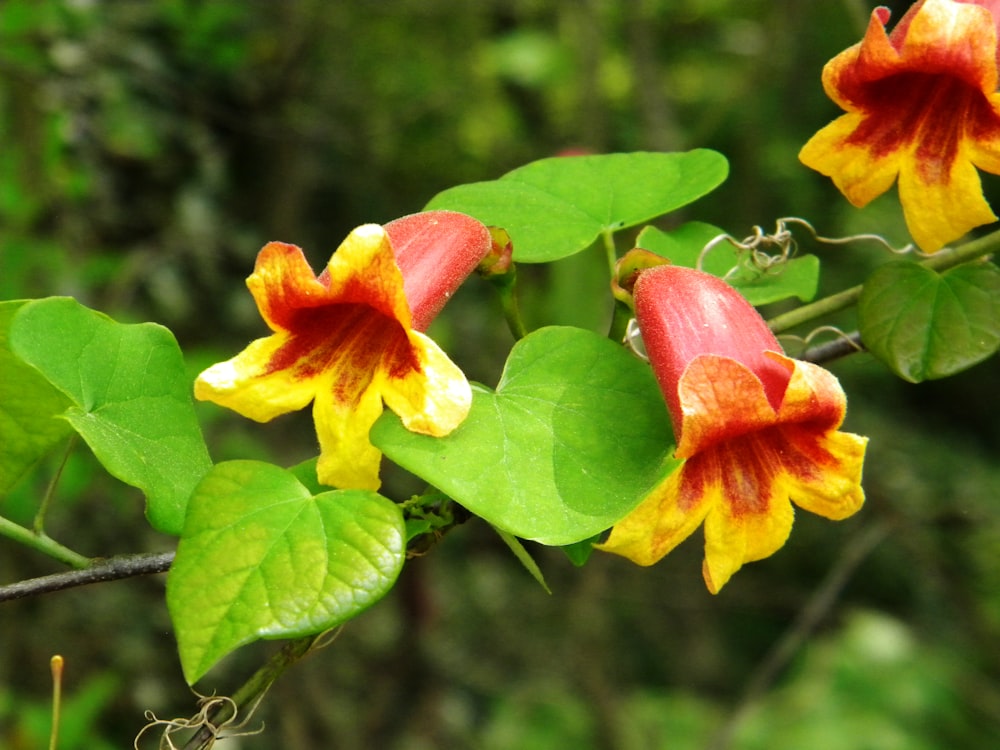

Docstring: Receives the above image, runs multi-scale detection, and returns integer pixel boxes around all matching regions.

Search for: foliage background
[1,0,998,747]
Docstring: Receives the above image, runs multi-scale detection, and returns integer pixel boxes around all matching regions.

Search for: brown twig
[0,551,175,602]
[799,330,865,365]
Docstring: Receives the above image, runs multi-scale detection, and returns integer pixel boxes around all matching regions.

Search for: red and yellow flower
[799,0,1000,252]
[195,211,493,491]
[598,266,868,593]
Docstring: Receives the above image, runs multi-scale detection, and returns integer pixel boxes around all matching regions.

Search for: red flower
[195,211,493,490]
[800,0,1000,252]
[598,266,867,593]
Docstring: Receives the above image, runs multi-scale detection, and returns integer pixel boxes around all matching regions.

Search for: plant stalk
[766,228,1000,334]
[181,634,325,750]
[0,515,91,569]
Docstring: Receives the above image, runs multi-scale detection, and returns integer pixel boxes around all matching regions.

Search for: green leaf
[9,297,212,534]
[425,150,728,262]
[372,326,679,546]
[167,460,405,684]
[287,456,323,495]
[636,223,820,305]
[494,526,551,594]
[561,536,599,567]
[858,261,1000,382]
[0,300,74,495]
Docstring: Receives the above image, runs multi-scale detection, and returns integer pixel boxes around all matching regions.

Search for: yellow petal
[322,224,413,326]
[898,148,998,252]
[783,427,867,521]
[798,114,901,208]
[314,377,386,491]
[595,466,709,566]
[381,330,472,436]
[194,333,316,422]
[248,242,332,333]
[701,488,794,594]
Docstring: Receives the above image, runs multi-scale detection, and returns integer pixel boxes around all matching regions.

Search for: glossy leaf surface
[0,300,73,494]
[858,261,1000,382]
[425,151,728,262]
[372,326,679,545]
[167,460,405,683]
[9,297,211,534]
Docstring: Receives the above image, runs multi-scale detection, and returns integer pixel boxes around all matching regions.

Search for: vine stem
[0,515,91,569]
[181,634,325,750]
[601,228,618,276]
[766,228,1000,334]
[492,271,528,340]
[0,551,174,602]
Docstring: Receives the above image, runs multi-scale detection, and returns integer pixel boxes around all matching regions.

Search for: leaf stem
[181,634,324,750]
[34,435,76,534]
[608,299,632,343]
[0,515,91,569]
[491,270,528,340]
[766,228,1000,334]
[601,228,618,276]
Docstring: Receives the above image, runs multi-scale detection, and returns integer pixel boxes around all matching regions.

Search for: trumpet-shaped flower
[195,211,493,490]
[599,266,868,593]
[799,0,1000,252]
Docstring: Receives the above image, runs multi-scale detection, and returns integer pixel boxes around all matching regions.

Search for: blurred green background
[2,0,998,747]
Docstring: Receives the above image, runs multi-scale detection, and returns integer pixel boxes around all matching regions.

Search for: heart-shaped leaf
[858,261,1000,382]
[0,300,74,495]
[9,297,212,534]
[372,326,679,545]
[167,460,405,684]
[425,150,728,262]
[636,223,820,305]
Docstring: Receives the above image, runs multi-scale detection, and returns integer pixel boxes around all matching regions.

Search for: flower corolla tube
[799,0,1000,252]
[598,265,868,593]
[195,211,493,491]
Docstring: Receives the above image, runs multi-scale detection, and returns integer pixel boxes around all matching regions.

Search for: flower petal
[768,355,867,520]
[701,481,794,594]
[768,352,846,428]
[674,354,787,459]
[898,144,999,252]
[798,113,902,208]
[308,311,418,490]
[381,330,472,436]
[895,0,998,93]
[194,333,317,422]
[778,428,867,519]
[249,242,333,333]
[319,224,413,326]
[314,375,386,490]
[595,466,710,566]
[800,0,1000,251]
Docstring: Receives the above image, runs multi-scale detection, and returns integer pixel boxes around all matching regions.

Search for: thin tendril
[697,216,921,281]
[777,325,866,359]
